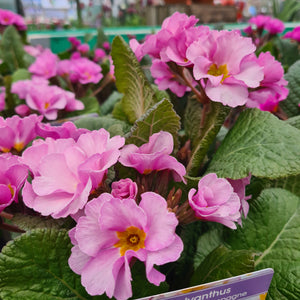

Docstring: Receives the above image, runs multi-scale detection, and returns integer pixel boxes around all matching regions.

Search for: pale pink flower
[246,52,288,111]
[57,59,73,77]
[28,48,58,79]
[186,30,264,107]
[68,192,183,300]
[22,130,125,218]
[24,45,43,57]
[188,173,241,229]
[35,121,88,141]
[0,114,42,153]
[0,87,5,111]
[70,57,103,84]
[111,178,138,200]
[119,131,186,182]
[77,43,90,54]
[283,26,300,42]
[150,60,191,97]
[0,154,28,212]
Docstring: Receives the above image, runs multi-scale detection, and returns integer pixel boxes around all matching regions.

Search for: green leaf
[1,26,27,73]
[280,60,300,117]
[286,115,300,129]
[190,245,255,286]
[0,228,100,300]
[74,115,131,136]
[96,28,109,49]
[126,99,180,147]
[112,100,131,123]
[11,68,31,82]
[224,188,300,299]
[100,91,123,115]
[111,36,159,124]
[207,108,300,179]
[187,101,230,176]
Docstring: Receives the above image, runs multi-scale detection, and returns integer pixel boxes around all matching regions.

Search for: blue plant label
[136,268,274,300]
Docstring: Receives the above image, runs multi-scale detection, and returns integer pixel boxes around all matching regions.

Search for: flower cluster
[130,12,288,110]
[0,8,27,31]
[283,26,300,43]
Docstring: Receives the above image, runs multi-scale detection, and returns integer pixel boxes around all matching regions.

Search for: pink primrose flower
[0,87,5,111]
[150,60,191,97]
[0,154,28,212]
[102,41,110,50]
[64,90,85,111]
[264,18,284,35]
[68,192,183,300]
[36,121,89,141]
[248,15,271,29]
[186,30,264,107]
[94,48,106,62]
[0,9,27,30]
[28,48,58,79]
[283,26,300,42]
[0,114,42,153]
[111,178,138,200]
[188,173,241,229]
[77,43,90,54]
[22,129,125,218]
[119,131,186,182]
[24,45,43,57]
[71,52,82,60]
[57,59,73,77]
[246,52,288,111]
[70,57,103,84]
[68,36,82,47]
[15,104,31,117]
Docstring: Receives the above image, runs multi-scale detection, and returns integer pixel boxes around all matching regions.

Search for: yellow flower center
[7,184,14,196]
[44,102,50,109]
[143,169,152,175]
[14,142,24,152]
[1,147,10,153]
[114,226,146,256]
[207,63,230,83]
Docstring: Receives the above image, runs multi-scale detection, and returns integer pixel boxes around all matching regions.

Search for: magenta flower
[111,178,138,200]
[77,43,90,54]
[28,49,58,79]
[186,30,264,107]
[15,104,30,117]
[0,114,42,153]
[0,154,28,212]
[248,15,271,29]
[71,52,81,60]
[283,26,300,42]
[264,18,284,35]
[70,57,103,84]
[188,173,241,229]
[68,36,81,47]
[102,41,110,50]
[94,48,106,62]
[22,129,125,218]
[246,52,288,111]
[119,131,186,182]
[35,121,88,141]
[68,192,183,300]
[0,87,5,111]
[150,60,191,97]
[0,8,27,30]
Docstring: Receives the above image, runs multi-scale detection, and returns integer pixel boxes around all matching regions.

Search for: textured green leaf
[0,228,99,300]
[224,188,300,299]
[187,101,230,176]
[111,36,159,124]
[207,108,300,179]
[280,60,300,117]
[11,68,31,82]
[126,99,180,147]
[1,26,27,73]
[74,115,131,136]
[275,39,300,70]
[190,245,255,286]
[286,115,300,129]
[100,91,123,115]
[96,28,109,49]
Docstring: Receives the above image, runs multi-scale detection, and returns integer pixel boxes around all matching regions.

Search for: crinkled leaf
[187,101,230,176]
[190,245,255,286]
[112,100,131,123]
[11,68,31,82]
[286,115,300,129]
[100,91,123,115]
[111,36,159,124]
[280,60,300,117]
[151,84,170,101]
[0,228,102,300]
[224,188,300,299]
[74,115,131,136]
[274,39,300,70]
[126,98,180,147]
[207,108,300,179]
[1,26,27,73]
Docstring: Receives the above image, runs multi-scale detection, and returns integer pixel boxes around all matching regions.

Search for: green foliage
[0,229,101,300]
[280,60,300,117]
[1,26,27,73]
[126,99,180,147]
[11,68,31,82]
[224,188,300,299]
[191,245,255,286]
[111,36,159,124]
[100,91,123,115]
[272,0,300,21]
[96,28,109,49]
[186,102,230,176]
[207,108,300,179]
